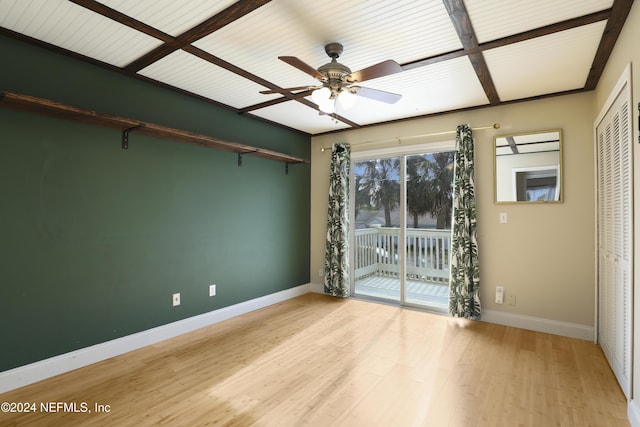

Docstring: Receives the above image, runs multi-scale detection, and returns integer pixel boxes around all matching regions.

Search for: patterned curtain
[324,143,351,297]
[449,124,481,319]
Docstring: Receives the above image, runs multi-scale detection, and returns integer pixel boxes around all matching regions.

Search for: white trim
[312,290,594,340]
[482,309,594,341]
[0,284,311,394]
[629,399,640,427]
[314,290,593,340]
[593,99,601,344]
[595,63,631,126]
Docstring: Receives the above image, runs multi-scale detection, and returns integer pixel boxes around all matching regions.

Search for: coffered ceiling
[0,0,633,135]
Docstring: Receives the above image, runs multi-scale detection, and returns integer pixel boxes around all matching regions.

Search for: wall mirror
[494,129,562,204]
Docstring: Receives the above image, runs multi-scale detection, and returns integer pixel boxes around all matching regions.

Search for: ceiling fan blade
[347,60,403,83]
[278,56,326,81]
[352,86,402,104]
[260,86,311,94]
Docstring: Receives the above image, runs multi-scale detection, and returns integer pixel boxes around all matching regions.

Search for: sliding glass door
[352,157,402,302]
[351,147,454,311]
[403,152,453,309]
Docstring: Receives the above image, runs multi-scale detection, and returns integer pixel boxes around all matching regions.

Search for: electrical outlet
[508,295,516,306]
[172,293,180,306]
[495,286,504,304]
[319,268,324,277]
[209,284,216,297]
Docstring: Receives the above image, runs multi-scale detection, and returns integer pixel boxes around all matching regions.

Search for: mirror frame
[494,129,563,204]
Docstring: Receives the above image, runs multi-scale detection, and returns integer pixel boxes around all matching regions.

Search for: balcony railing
[354,226,451,283]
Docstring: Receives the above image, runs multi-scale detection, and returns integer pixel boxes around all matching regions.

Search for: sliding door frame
[349,140,455,310]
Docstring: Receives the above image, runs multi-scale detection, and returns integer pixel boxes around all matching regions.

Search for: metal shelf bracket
[122,124,145,149]
[238,150,259,167]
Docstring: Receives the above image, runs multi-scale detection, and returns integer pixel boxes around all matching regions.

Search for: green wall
[0,36,311,371]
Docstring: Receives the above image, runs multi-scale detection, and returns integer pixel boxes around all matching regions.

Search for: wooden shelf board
[0,91,309,165]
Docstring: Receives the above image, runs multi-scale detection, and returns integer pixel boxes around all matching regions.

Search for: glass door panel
[353,157,401,302]
[404,152,454,310]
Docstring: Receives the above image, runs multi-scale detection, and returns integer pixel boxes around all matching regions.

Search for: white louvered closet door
[596,67,632,399]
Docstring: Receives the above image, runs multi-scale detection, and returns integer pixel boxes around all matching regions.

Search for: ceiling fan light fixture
[312,87,336,114]
[318,98,335,114]
[311,86,330,104]
[338,89,356,110]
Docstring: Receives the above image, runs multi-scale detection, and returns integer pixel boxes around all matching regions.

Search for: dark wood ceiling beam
[183,45,360,128]
[480,9,611,53]
[467,53,500,104]
[122,43,175,73]
[240,91,361,128]
[67,0,325,125]
[317,87,586,136]
[584,0,634,90]
[0,26,126,73]
[183,45,280,93]
[402,9,611,74]
[441,0,500,104]
[325,113,361,129]
[184,45,319,110]
[402,49,467,71]
[68,0,173,42]
[177,0,272,45]
[4,0,629,134]
[59,0,359,128]
[124,0,271,72]
[239,90,314,113]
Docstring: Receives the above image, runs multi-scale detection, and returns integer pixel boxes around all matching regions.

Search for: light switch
[499,212,508,223]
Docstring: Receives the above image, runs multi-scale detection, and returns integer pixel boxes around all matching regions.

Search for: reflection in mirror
[494,130,562,203]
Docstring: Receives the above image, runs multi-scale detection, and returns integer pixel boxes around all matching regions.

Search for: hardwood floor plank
[0,293,628,426]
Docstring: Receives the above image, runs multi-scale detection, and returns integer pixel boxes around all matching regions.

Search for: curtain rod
[320,123,501,152]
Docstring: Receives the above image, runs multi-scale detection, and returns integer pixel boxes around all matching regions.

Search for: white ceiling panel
[193,0,462,92]
[484,21,607,101]
[0,0,630,135]
[465,0,613,43]
[251,101,351,135]
[139,50,277,109]
[339,56,490,126]
[0,0,162,67]
[98,0,237,37]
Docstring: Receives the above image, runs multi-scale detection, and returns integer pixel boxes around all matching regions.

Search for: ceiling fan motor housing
[318,60,351,80]
[318,43,352,90]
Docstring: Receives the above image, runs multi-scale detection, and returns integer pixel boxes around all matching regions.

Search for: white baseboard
[482,309,595,341]
[309,285,594,341]
[0,283,311,394]
[629,400,640,427]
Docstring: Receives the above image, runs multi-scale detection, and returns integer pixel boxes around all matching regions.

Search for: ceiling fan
[260,42,403,114]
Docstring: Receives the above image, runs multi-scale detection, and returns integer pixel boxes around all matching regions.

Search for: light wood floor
[0,293,629,426]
